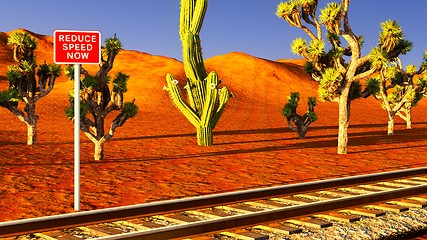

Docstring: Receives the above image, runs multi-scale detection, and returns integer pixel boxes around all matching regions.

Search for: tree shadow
[1,123,425,147]
[352,144,427,154]
[92,127,427,164]
[2,127,426,167]
[0,141,25,146]
[0,161,73,167]
[347,127,427,149]
[215,123,427,145]
[1,122,427,166]
[110,121,427,143]
[112,132,195,142]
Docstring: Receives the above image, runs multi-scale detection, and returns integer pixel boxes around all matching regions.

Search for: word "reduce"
[58,34,97,52]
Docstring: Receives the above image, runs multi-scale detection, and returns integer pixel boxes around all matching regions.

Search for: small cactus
[282,92,317,138]
[164,0,232,146]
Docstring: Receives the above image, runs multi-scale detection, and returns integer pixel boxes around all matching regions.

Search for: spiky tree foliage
[277,0,409,154]
[0,32,61,145]
[65,36,138,160]
[370,50,427,135]
[282,92,318,138]
[164,0,232,146]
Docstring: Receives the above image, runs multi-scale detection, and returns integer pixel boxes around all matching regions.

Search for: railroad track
[1,167,427,239]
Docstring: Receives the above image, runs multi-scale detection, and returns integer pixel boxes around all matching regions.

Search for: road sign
[53,30,101,211]
[54,30,101,64]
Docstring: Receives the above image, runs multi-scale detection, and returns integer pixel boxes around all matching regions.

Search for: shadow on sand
[1,122,427,166]
[92,125,427,164]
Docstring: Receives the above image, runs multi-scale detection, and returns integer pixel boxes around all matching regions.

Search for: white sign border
[53,29,102,65]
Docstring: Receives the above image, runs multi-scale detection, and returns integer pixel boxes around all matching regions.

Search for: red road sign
[54,30,101,64]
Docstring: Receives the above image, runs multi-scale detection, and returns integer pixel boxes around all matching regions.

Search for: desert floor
[1,30,427,222]
[1,90,427,221]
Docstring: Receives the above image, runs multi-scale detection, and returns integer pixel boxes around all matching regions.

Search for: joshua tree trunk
[296,126,308,139]
[27,123,36,145]
[405,102,412,129]
[95,115,105,139]
[197,126,213,146]
[94,141,105,161]
[297,126,308,139]
[287,119,308,139]
[23,100,38,145]
[337,92,351,154]
[85,115,107,160]
[396,102,413,131]
[387,113,395,135]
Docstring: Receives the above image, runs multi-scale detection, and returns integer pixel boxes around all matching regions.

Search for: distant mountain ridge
[0,29,314,110]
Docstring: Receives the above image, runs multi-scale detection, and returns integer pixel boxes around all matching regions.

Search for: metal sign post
[54,30,101,211]
[74,64,80,211]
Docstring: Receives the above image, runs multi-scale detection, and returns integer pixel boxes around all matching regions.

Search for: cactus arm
[191,0,208,34]
[200,72,219,127]
[165,73,200,127]
[211,85,231,129]
[179,0,193,41]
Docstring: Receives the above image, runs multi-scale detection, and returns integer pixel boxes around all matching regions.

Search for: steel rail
[96,184,427,240]
[1,166,426,238]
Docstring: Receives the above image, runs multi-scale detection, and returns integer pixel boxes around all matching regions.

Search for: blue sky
[1,1,427,65]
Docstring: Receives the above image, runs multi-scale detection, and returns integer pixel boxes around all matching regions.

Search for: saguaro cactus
[164,0,232,146]
[282,92,317,138]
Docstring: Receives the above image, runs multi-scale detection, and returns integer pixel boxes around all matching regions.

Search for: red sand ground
[1,29,427,223]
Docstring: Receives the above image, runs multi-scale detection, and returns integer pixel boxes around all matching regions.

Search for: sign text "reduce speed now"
[54,30,101,64]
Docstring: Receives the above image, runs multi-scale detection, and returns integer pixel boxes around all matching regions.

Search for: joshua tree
[282,92,317,138]
[164,0,232,146]
[65,36,138,160]
[276,0,410,154]
[0,32,61,145]
[369,51,427,135]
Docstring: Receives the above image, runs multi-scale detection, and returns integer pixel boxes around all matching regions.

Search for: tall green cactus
[164,0,232,146]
